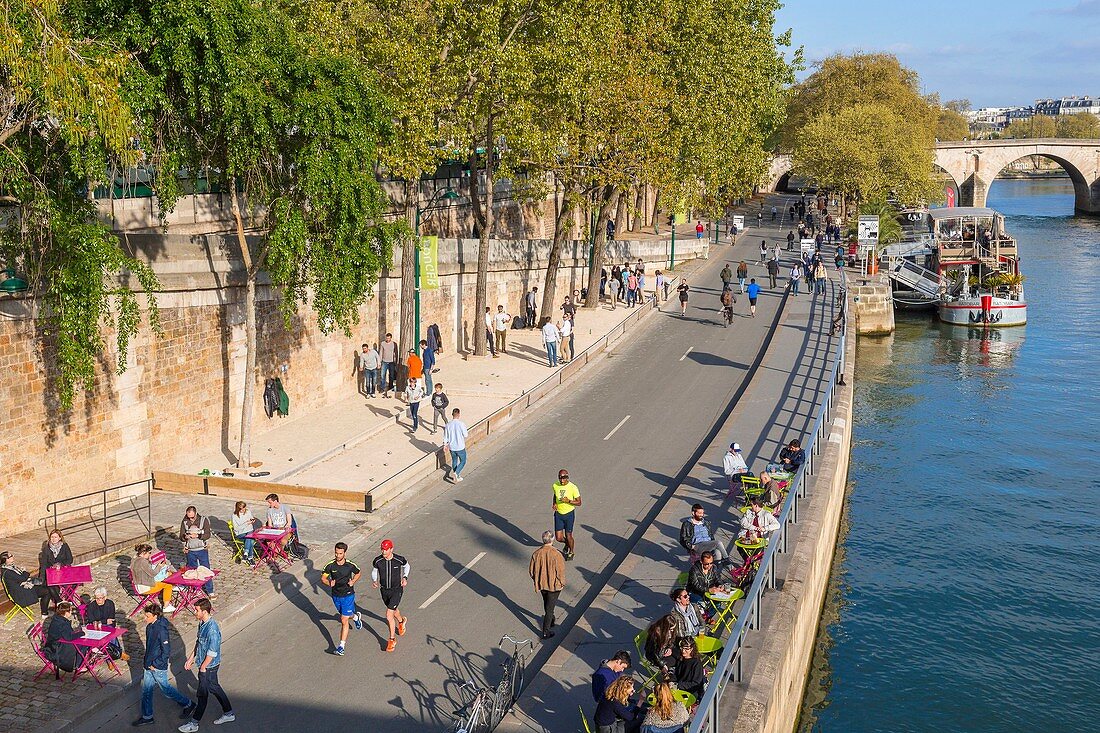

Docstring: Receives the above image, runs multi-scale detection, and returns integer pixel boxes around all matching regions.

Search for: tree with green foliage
[786,54,941,212]
[1055,112,1100,139]
[0,0,160,410]
[92,0,399,467]
[936,108,971,141]
[1003,115,1056,139]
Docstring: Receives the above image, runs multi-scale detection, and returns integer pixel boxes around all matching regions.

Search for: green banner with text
[419,236,439,290]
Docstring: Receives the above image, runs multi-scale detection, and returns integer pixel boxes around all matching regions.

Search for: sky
[774,0,1100,108]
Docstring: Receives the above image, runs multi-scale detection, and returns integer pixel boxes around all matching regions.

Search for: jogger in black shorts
[372,540,410,653]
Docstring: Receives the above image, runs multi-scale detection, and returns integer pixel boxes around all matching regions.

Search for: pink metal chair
[28,622,60,681]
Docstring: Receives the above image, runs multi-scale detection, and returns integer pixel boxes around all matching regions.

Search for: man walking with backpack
[321,542,362,657]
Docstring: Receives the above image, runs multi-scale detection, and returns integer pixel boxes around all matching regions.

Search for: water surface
[800,178,1100,733]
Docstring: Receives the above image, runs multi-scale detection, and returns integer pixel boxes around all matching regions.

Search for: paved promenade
[61,204,809,733]
[499,228,838,731]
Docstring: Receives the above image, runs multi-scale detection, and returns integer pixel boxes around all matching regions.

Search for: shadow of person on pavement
[432,550,541,633]
[454,500,540,552]
[268,570,343,652]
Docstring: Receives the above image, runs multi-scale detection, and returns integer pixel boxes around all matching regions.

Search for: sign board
[800,239,816,257]
[732,215,745,231]
[419,236,439,290]
[857,215,880,243]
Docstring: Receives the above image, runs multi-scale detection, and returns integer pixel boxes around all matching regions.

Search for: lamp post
[414,188,460,354]
[0,268,28,294]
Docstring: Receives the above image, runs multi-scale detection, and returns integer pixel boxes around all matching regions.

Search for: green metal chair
[632,630,661,691]
[740,476,764,502]
[579,705,593,733]
[2,575,37,624]
[228,520,252,564]
[646,688,698,709]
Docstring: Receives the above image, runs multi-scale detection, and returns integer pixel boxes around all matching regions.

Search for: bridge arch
[985,153,1095,212]
[934,139,1100,214]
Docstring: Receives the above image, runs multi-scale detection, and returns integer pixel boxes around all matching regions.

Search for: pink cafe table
[69,625,126,686]
[46,565,93,605]
[245,527,294,572]
[163,568,222,619]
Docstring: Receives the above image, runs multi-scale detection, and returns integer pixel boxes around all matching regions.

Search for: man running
[321,542,361,656]
[677,280,690,316]
[372,540,409,653]
[746,278,761,318]
[552,469,581,561]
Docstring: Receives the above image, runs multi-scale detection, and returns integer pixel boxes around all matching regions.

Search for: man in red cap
[371,539,410,652]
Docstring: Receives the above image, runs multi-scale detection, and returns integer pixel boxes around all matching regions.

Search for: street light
[414,187,461,354]
[0,268,28,294]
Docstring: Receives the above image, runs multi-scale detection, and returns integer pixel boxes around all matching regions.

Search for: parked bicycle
[449,680,496,733]
[494,635,533,722]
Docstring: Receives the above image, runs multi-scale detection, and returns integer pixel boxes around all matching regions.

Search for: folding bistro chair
[579,706,594,733]
[646,688,697,709]
[28,623,60,681]
[126,569,158,619]
[740,477,764,503]
[2,576,37,623]
[632,630,661,691]
[228,520,248,563]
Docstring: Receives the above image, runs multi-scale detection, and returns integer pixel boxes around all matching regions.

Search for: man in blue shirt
[179,599,234,731]
[133,604,193,727]
[591,651,632,703]
[746,278,762,318]
[419,339,436,393]
[443,407,469,482]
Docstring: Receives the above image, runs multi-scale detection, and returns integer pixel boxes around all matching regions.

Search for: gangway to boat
[887,259,943,298]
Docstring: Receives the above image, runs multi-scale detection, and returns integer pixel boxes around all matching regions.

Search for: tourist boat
[886,207,1026,326]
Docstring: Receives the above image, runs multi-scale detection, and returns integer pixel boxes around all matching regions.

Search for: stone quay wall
[0,234,705,537]
[732,315,856,733]
[852,277,895,336]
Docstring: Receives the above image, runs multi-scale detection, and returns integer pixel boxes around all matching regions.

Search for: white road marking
[418,551,486,610]
[679,347,693,362]
[603,415,631,441]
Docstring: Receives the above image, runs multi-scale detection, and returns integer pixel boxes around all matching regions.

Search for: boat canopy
[927,207,998,219]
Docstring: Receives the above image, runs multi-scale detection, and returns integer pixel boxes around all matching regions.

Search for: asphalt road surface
[74,228,802,733]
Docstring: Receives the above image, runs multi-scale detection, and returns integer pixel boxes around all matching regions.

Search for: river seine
[799,177,1100,733]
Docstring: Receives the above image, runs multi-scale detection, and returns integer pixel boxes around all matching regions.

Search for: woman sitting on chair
[594,675,645,733]
[84,586,129,661]
[674,637,706,699]
[44,602,86,674]
[641,682,690,733]
[231,501,258,564]
[643,615,680,679]
[1,551,52,616]
[132,544,176,613]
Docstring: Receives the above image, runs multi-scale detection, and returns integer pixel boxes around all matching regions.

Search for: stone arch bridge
[764,139,1100,214]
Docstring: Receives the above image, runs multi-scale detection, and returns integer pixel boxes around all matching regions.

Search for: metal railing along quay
[688,321,847,733]
[41,479,154,558]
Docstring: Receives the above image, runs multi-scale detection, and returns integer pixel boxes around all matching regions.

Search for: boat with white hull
[885,207,1027,327]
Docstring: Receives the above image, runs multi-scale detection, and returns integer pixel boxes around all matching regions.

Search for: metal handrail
[41,479,154,558]
[688,318,847,733]
[366,278,681,501]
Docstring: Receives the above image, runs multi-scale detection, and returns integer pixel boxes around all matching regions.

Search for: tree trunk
[539,177,577,325]
[472,113,495,356]
[584,186,621,309]
[229,181,257,470]
[398,177,419,389]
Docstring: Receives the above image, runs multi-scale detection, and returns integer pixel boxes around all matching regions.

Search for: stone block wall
[851,279,895,336]
[0,234,704,536]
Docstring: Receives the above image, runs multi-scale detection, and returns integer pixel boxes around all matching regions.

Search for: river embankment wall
[0,234,706,536]
[731,305,857,733]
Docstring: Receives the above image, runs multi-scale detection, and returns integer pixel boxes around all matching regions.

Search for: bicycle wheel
[480,691,501,731]
[509,654,525,704]
[492,669,512,725]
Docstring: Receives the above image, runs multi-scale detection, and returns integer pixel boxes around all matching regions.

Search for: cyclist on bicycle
[719,286,735,325]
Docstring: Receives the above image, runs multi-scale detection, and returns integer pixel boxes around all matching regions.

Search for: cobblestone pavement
[0,494,367,733]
